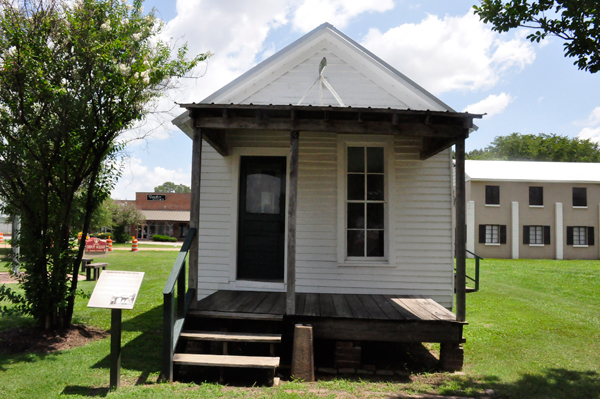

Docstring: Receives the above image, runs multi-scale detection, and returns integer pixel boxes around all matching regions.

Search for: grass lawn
[1,255,599,398]
[108,242,182,249]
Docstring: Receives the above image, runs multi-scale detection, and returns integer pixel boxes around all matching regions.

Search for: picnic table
[82,257,108,281]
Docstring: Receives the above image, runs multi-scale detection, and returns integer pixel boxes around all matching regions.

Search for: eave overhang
[178,103,482,160]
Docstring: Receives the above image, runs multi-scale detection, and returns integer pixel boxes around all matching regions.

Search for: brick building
[133,192,191,240]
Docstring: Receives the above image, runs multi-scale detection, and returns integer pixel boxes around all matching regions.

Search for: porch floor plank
[389,297,432,320]
[370,294,407,321]
[319,294,336,318]
[236,291,270,314]
[344,294,371,319]
[269,292,286,315]
[197,290,236,311]
[303,293,320,317]
[331,294,354,318]
[410,295,456,321]
[194,290,458,324]
[357,294,388,320]
[253,292,280,314]
[228,291,257,312]
[295,292,307,315]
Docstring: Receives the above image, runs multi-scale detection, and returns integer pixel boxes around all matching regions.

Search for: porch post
[286,130,299,315]
[188,120,203,309]
[455,134,467,322]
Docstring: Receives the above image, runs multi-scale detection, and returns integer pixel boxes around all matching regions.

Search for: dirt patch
[0,272,18,284]
[0,324,109,354]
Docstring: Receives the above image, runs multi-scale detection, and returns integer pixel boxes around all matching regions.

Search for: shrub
[152,235,177,242]
[95,233,112,239]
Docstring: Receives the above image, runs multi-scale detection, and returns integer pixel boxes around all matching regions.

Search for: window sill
[484,204,500,207]
[573,206,588,209]
[338,261,394,268]
[529,205,544,208]
[484,243,500,246]
[529,243,545,247]
[573,245,589,248]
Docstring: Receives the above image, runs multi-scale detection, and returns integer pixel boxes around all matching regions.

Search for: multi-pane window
[485,225,499,244]
[573,227,587,245]
[529,226,543,244]
[479,224,506,244]
[524,225,550,245]
[529,186,543,206]
[485,185,500,205]
[346,146,384,257]
[573,187,587,207]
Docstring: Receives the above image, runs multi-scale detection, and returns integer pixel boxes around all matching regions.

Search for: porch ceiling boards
[180,103,482,160]
[190,290,464,344]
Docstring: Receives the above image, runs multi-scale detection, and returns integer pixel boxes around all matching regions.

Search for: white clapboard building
[162,23,480,382]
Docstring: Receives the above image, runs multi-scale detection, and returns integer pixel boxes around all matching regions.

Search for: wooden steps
[188,310,283,321]
[180,331,281,343]
[173,322,282,386]
[173,353,280,369]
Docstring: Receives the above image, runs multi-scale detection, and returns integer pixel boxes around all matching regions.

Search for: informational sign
[85,237,107,254]
[87,271,144,310]
[147,194,166,201]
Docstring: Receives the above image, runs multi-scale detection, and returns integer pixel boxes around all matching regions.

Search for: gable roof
[465,160,600,184]
[201,23,453,111]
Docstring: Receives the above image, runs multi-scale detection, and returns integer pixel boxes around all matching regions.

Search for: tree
[466,133,600,162]
[154,181,191,193]
[473,1,600,73]
[110,200,144,243]
[0,0,208,328]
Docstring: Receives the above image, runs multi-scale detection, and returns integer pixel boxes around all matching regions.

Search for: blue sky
[112,0,600,199]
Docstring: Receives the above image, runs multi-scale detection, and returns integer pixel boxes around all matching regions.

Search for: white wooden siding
[196,133,454,308]
[243,49,408,109]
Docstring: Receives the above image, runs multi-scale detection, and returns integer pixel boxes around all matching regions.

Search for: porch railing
[465,249,483,292]
[161,227,197,382]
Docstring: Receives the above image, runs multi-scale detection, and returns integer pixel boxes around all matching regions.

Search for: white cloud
[112,157,191,200]
[291,0,394,33]
[463,93,513,117]
[360,11,536,94]
[577,107,600,142]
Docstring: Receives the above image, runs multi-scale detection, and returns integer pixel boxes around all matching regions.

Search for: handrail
[466,249,483,260]
[465,249,483,292]
[455,249,483,292]
[162,228,197,383]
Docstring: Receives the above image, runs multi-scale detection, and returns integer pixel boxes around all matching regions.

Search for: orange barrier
[107,237,113,252]
[0,232,3,244]
[131,237,138,252]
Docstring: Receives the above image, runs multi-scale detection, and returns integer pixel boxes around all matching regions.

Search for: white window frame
[485,224,500,245]
[573,226,587,247]
[529,225,543,245]
[337,135,395,267]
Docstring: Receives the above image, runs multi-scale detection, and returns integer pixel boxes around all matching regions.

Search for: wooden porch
[191,290,464,344]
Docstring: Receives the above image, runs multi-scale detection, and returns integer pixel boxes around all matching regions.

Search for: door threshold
[233,280,285,291]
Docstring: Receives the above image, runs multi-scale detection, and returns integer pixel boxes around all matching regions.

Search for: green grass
[110,242,182,249]
[1,256,599,398]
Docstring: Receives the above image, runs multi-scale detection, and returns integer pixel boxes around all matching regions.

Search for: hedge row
[152,235,178,242]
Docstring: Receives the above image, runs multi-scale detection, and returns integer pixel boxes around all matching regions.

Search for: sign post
[88,270,144,390]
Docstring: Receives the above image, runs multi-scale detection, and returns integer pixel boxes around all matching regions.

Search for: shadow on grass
[60,305,164,396]
[91,304,163,374]
[61,386,109,397]
[400,368,600,399]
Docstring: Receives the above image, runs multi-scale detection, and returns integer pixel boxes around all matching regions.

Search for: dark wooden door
[237,156,286,281]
